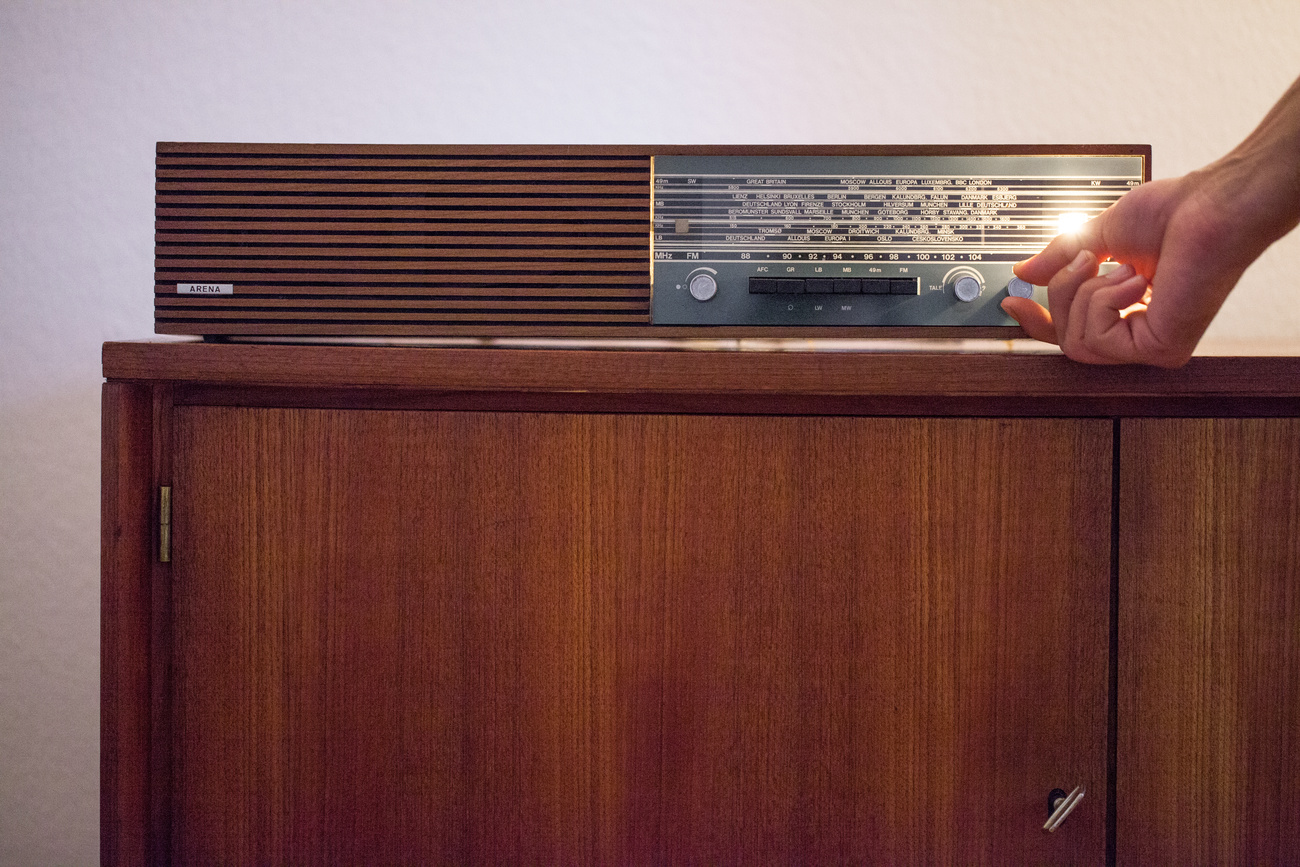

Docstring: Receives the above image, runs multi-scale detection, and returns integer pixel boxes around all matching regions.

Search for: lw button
[688,272,718,302]
[954,274,982,303]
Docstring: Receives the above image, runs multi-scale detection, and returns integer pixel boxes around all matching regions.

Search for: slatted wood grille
[155,144,654,336]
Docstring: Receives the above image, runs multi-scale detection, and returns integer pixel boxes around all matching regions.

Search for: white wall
[2,0,1297,861]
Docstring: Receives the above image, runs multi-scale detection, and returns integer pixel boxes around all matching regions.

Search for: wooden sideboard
[102,342,1300,865]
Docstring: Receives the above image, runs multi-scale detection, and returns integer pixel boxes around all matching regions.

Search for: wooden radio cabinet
[102,343,1300,864]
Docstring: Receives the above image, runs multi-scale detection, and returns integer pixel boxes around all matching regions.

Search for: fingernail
[1066,250,1093,273]
[1109,263,1136,281]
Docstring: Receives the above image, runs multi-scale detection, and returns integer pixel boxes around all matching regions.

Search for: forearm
[1200,74,1300,263]
[1235,73,1300,168]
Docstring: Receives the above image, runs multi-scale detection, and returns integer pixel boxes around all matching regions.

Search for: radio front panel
[651,154,1145,328]
[154,144,1149,339]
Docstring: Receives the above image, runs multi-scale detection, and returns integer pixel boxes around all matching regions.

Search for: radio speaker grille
[154,144,653,336]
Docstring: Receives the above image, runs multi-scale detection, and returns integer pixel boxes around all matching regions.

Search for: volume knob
[954,274,982,303]
[688,272,718,302]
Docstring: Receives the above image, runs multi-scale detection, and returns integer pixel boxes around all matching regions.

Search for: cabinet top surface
[102,340,1300,415]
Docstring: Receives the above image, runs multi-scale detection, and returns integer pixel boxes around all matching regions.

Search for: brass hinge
[159,486,172,563]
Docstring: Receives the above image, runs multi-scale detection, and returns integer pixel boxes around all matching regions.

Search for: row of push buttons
[749,276,918,296]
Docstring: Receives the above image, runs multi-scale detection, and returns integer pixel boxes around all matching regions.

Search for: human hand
[1002,122,1300,368]
[1002,174,1242,368]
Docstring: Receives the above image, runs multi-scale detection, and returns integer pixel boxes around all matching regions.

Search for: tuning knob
[1007,276,1035,298]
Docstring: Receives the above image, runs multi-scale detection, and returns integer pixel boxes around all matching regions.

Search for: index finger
[1013,212,1111,286]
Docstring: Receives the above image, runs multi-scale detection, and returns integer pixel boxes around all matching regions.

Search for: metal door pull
[1044,785,1084,832]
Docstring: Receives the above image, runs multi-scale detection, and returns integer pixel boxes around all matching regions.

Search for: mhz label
[177,283,233,295]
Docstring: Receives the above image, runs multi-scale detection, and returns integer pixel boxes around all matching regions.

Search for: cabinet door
[653,416,1111,864]
[170,408,663,864]
[169,409,1111,864]
[1119,419,1300,864]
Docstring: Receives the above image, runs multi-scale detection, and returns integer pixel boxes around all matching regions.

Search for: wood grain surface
[100,383,155,866]
[164,408,1110,863]
[1118,419,1300,864]
[104,342,1300,418]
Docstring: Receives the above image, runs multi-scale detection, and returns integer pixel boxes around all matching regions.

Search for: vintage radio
[154,143,1149,339]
